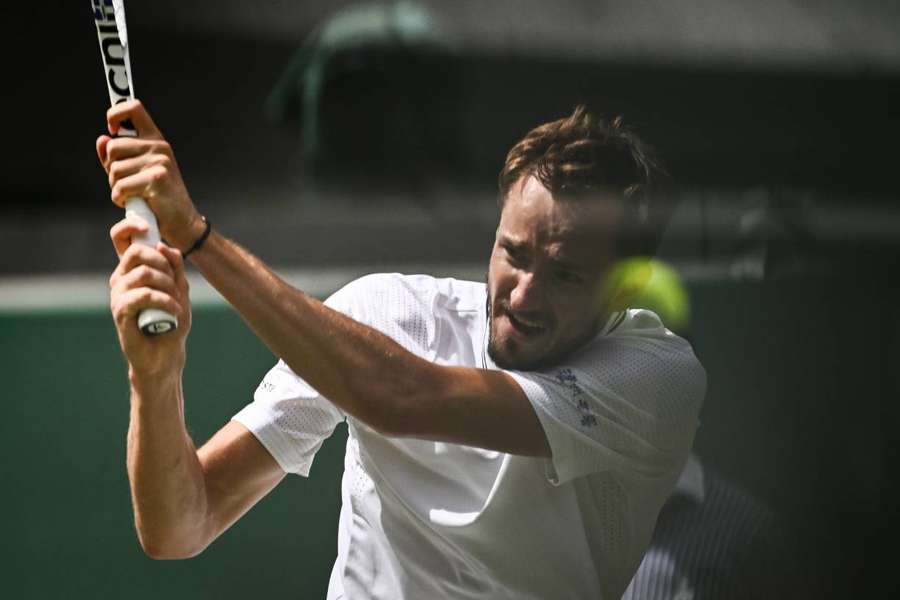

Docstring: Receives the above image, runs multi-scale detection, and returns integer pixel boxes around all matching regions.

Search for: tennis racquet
[91,0,177,335]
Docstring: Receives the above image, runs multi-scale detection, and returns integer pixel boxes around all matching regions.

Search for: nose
[509,272,545,313]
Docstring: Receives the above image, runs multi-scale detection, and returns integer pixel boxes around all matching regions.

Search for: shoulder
[325,273,433,311]
[505,310,706,484]
[328,273,484,314]
[534,308,706,421]
[325,273,484,353]
[606,308,705,382]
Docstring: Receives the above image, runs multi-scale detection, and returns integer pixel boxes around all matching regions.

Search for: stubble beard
[485,290,554,372]
[485,286,603,372]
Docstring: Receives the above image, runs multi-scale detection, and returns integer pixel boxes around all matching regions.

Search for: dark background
[2,1,899,597]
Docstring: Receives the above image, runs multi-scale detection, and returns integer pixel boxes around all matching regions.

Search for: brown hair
[498,106,672,257]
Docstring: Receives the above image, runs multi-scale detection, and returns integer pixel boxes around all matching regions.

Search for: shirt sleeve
[231,273,437,476]
[231,280,363,476]
[506,321,706,486]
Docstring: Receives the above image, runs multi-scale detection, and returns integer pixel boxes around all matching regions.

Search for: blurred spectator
[623,452,800,599]
[264,1,461,184]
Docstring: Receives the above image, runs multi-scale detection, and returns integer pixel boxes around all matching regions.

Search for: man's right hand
[96,99,206,253]
[108,218,192,379]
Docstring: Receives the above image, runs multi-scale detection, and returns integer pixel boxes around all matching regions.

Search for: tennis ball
[602,258,690,333]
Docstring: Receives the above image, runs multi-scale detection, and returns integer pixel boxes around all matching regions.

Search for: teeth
[511,313,544,330]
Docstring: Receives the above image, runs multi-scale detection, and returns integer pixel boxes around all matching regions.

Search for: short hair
[498,106,672,257]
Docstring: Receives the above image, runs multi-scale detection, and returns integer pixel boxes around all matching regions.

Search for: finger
[119,243,176,280]
[158,245,191,330]
[110,165,167,208]
[112,287,182,327]
[114,263,180,299]
[109,217,150,258]
[96,135,112,170]
[108,153,169,190]
[107,99,163,140]
[104,137,157,168]
[159,245,189,297]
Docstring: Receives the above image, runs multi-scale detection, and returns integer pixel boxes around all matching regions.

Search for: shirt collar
[599,310,626,336]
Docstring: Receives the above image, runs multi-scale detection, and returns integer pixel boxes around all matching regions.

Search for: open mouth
[507,312,547,337]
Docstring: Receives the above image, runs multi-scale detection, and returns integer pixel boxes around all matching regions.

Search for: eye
[503,244,527,267]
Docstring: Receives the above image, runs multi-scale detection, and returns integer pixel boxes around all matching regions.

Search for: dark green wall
[1,307,345,599]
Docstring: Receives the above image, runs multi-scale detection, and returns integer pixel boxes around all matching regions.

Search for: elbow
[139,536,205,561]
[136,525,209,560]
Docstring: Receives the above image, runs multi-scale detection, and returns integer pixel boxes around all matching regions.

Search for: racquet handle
[125,198,179,336]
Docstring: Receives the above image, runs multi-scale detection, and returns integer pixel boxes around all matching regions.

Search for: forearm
[188,230,548,455]
[190,232,427,432]
[126,371,211,558]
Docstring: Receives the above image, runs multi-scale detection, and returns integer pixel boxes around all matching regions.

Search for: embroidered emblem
[555,369,598,428]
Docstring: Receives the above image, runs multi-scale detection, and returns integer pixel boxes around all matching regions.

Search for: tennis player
[99,99,705,599]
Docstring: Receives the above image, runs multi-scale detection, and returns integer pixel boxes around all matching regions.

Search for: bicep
[407,365,551,458]
[196,420,286,544]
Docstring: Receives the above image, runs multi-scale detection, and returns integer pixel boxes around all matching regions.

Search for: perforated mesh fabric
[507,309,706,485]
[334,273,438,358]
[231,275,707,600]
[233,359,344,475]
[232,274,438,476]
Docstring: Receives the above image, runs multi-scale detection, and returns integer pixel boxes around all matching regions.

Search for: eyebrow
[500,235,585,271]
[500,235,523,247]
[548,256,583,271]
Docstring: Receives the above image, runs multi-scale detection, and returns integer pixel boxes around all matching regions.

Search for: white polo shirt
[233,273,706,600]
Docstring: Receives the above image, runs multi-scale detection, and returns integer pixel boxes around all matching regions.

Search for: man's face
[487,175,620,370]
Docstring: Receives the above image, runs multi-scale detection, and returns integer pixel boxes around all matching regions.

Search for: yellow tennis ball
[603,258,690,332]
[601,257,654,312]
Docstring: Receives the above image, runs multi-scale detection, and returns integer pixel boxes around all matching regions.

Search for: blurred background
[2,0,899,597]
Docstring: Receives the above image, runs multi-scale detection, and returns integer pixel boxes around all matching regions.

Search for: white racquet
[92,0,177,336]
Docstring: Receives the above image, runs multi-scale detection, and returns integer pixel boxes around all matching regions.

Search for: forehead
[498,176,620,261]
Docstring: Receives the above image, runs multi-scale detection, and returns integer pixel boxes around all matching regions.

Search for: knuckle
[110,296,124,318]
[122,243,141,263]
[151,167,168,184]
[134,264,151,281]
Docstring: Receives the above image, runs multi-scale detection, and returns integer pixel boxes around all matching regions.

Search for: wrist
[182,216,212,259]
[128,365,183,396]
[166,213,207,254]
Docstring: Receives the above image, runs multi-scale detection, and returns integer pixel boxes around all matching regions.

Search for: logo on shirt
[257,379,276,394]
[556,368,598,428]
